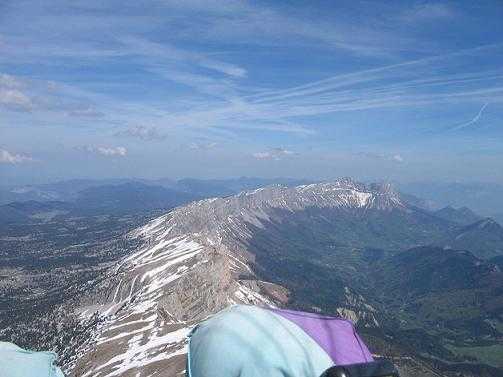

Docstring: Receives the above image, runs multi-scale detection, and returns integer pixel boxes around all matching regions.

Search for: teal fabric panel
[187,305,334,377]
[0,342,64,377]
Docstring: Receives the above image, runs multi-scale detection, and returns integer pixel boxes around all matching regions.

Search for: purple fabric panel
[269,308,374,365]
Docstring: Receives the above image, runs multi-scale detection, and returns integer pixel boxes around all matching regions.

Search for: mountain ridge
[65,178,409,376]
[57,179,503,376]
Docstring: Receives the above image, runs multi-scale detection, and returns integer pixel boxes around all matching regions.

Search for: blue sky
[0,0,502,185]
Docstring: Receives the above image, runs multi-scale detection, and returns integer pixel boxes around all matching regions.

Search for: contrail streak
[450,103,489,131]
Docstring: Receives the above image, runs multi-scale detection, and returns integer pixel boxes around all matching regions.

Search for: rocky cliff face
[65,179,401,376]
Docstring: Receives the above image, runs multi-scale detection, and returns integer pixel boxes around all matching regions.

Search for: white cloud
[0,88,33,111]
[97,146,127,156]
[252,152,273,159]
[80,145,127,157]
[0,73,23,88]
[67,106,105,118]
[189,141,218,150]
[356,152,405,163]
[114,125,166,141]
[0,73,33,111]
[253,147,295,160]
[0,149,34,164]
[0,72,105,114]
[392,154,404,163]
[199,60,247,78]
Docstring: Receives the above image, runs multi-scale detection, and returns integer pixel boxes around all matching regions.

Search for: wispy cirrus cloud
[144,43,503,137]
[154,0,432,57]
[2,2,501,138]
[0,149,34,164]
[401,3,455,21]
[0,0,442,111]
[3,42,501,140]
[117,36,247,79]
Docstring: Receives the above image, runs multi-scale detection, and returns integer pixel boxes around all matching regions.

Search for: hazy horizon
[4,173,503,189]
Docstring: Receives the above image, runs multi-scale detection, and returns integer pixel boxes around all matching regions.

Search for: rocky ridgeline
[65,179,405,376]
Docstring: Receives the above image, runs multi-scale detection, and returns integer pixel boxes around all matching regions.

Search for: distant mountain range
[3,177,503,223]
[433,206,482,225]
[0,183,198,226]
[399,181,503,224]
[0,178,310,226]
[0,177,311,205]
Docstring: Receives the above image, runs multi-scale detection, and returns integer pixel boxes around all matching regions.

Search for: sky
[0,0,502,185]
